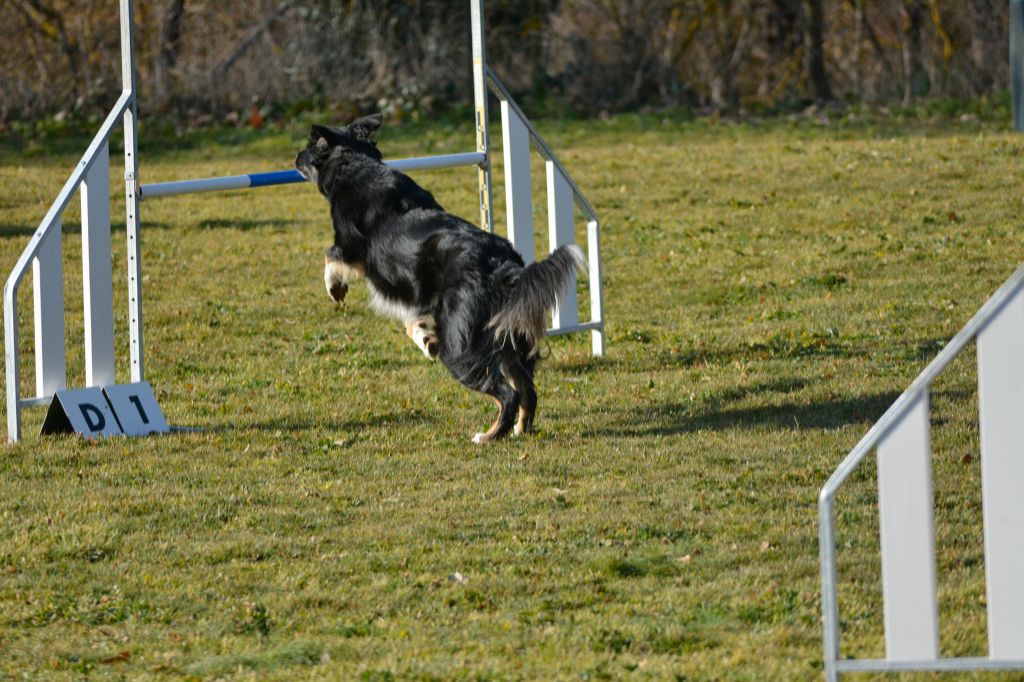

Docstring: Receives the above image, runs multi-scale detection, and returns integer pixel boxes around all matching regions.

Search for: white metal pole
[470,0,493,233]
[587,219,605,356]
[819,494,842,682]
[121,0,144,382]
[4,283,20,443]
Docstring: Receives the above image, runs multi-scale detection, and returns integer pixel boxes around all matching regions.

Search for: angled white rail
[819,263,1024,680]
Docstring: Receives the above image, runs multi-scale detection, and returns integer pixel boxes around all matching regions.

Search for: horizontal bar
[391,151,485,173]
[819,261,1024,503]
[140,174,250,199]
[140,151,486,200]
[248,169,302,188]
[20,396,52,408]
[546,321,602,337]
[834,657,1024,673]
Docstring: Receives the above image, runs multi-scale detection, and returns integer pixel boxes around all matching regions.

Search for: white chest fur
[366,281,421,322]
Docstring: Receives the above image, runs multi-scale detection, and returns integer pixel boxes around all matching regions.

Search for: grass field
[1,108,1022,680]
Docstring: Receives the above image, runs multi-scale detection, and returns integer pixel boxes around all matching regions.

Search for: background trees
[0,0,1012,123]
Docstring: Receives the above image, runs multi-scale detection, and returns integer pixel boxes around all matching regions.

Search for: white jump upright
[875,391,938,661]
[32,219,65,398]
[819,263,1024,681]
[501,101,535,263]
[3,0,606,442]
[547,162,578,329]
[81,142,116,388]
[976,290,1024,659]
[4,0,142,443]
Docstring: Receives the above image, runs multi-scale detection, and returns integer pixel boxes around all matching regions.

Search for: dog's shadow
[0,220,171,238]
[582,376,904,439]
[201,409,436,437]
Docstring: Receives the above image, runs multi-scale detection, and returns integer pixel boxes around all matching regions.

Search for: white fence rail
[819,263,1024,680]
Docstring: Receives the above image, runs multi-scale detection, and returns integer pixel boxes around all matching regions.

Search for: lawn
[0,108,1021,680]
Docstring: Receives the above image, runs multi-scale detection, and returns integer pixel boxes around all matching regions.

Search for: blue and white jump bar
[139,150,486,200]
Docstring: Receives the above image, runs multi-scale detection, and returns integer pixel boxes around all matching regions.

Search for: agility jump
[3,0,604,442]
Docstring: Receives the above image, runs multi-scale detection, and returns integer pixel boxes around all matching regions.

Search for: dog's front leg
[404,317,439,360]
[324,246,362,304]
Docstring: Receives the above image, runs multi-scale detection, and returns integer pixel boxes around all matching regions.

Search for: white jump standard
[819,263,1024,680]
[3,0,605,443]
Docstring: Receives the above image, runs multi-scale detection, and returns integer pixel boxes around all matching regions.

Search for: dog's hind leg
[472,386,519,444]
[504,360,537,436]
[404,317,439,360]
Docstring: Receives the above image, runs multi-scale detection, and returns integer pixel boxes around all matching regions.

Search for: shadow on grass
[226,409,437,435]
[0,220,171,239]
[585,385,903,439]
[195,218,294,231]
[0,216,293,239]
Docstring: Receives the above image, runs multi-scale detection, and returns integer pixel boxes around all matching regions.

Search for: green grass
[0,111,1021,679]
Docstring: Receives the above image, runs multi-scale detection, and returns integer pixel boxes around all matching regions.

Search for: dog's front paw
[472,432,487,444]
[327,280,349,304]
[324,259,350,303]
[406,318,439,360]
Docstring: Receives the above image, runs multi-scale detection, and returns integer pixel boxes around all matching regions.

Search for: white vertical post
[81,142,115,387]
[977,290,1024,659]
[5,283,20,443]
[469,0,493,233]
[587,219,605,356]
[876,390,939,661]
[547,162,578,329]
[121,0,143,383]
[32,221,66,397]
[501,102,534,263]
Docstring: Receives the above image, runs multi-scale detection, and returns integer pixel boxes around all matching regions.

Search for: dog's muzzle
[295,150,317,183]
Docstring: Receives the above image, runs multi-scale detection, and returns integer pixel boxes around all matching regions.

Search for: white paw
[324,261,349,303]
[412,323,439,359]
[472,433,486,444]
[419,336,438,359]
[513,423,524,436]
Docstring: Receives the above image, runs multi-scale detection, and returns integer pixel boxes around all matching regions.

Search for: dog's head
[295,114,383,190]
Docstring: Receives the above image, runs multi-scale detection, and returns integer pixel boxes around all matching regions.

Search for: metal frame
[819,263,1024,680]
[4,0,141,443]
[485,69,605,355]
[135,0,604,355]
[4,0,606,443]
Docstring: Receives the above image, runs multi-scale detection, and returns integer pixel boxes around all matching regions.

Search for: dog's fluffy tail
[489,244,586,354]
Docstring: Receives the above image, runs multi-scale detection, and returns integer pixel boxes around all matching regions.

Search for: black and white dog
[296,114,583,443]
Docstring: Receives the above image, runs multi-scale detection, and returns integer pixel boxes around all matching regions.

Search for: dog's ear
[309,124,333,150]
[350,114,383,142]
